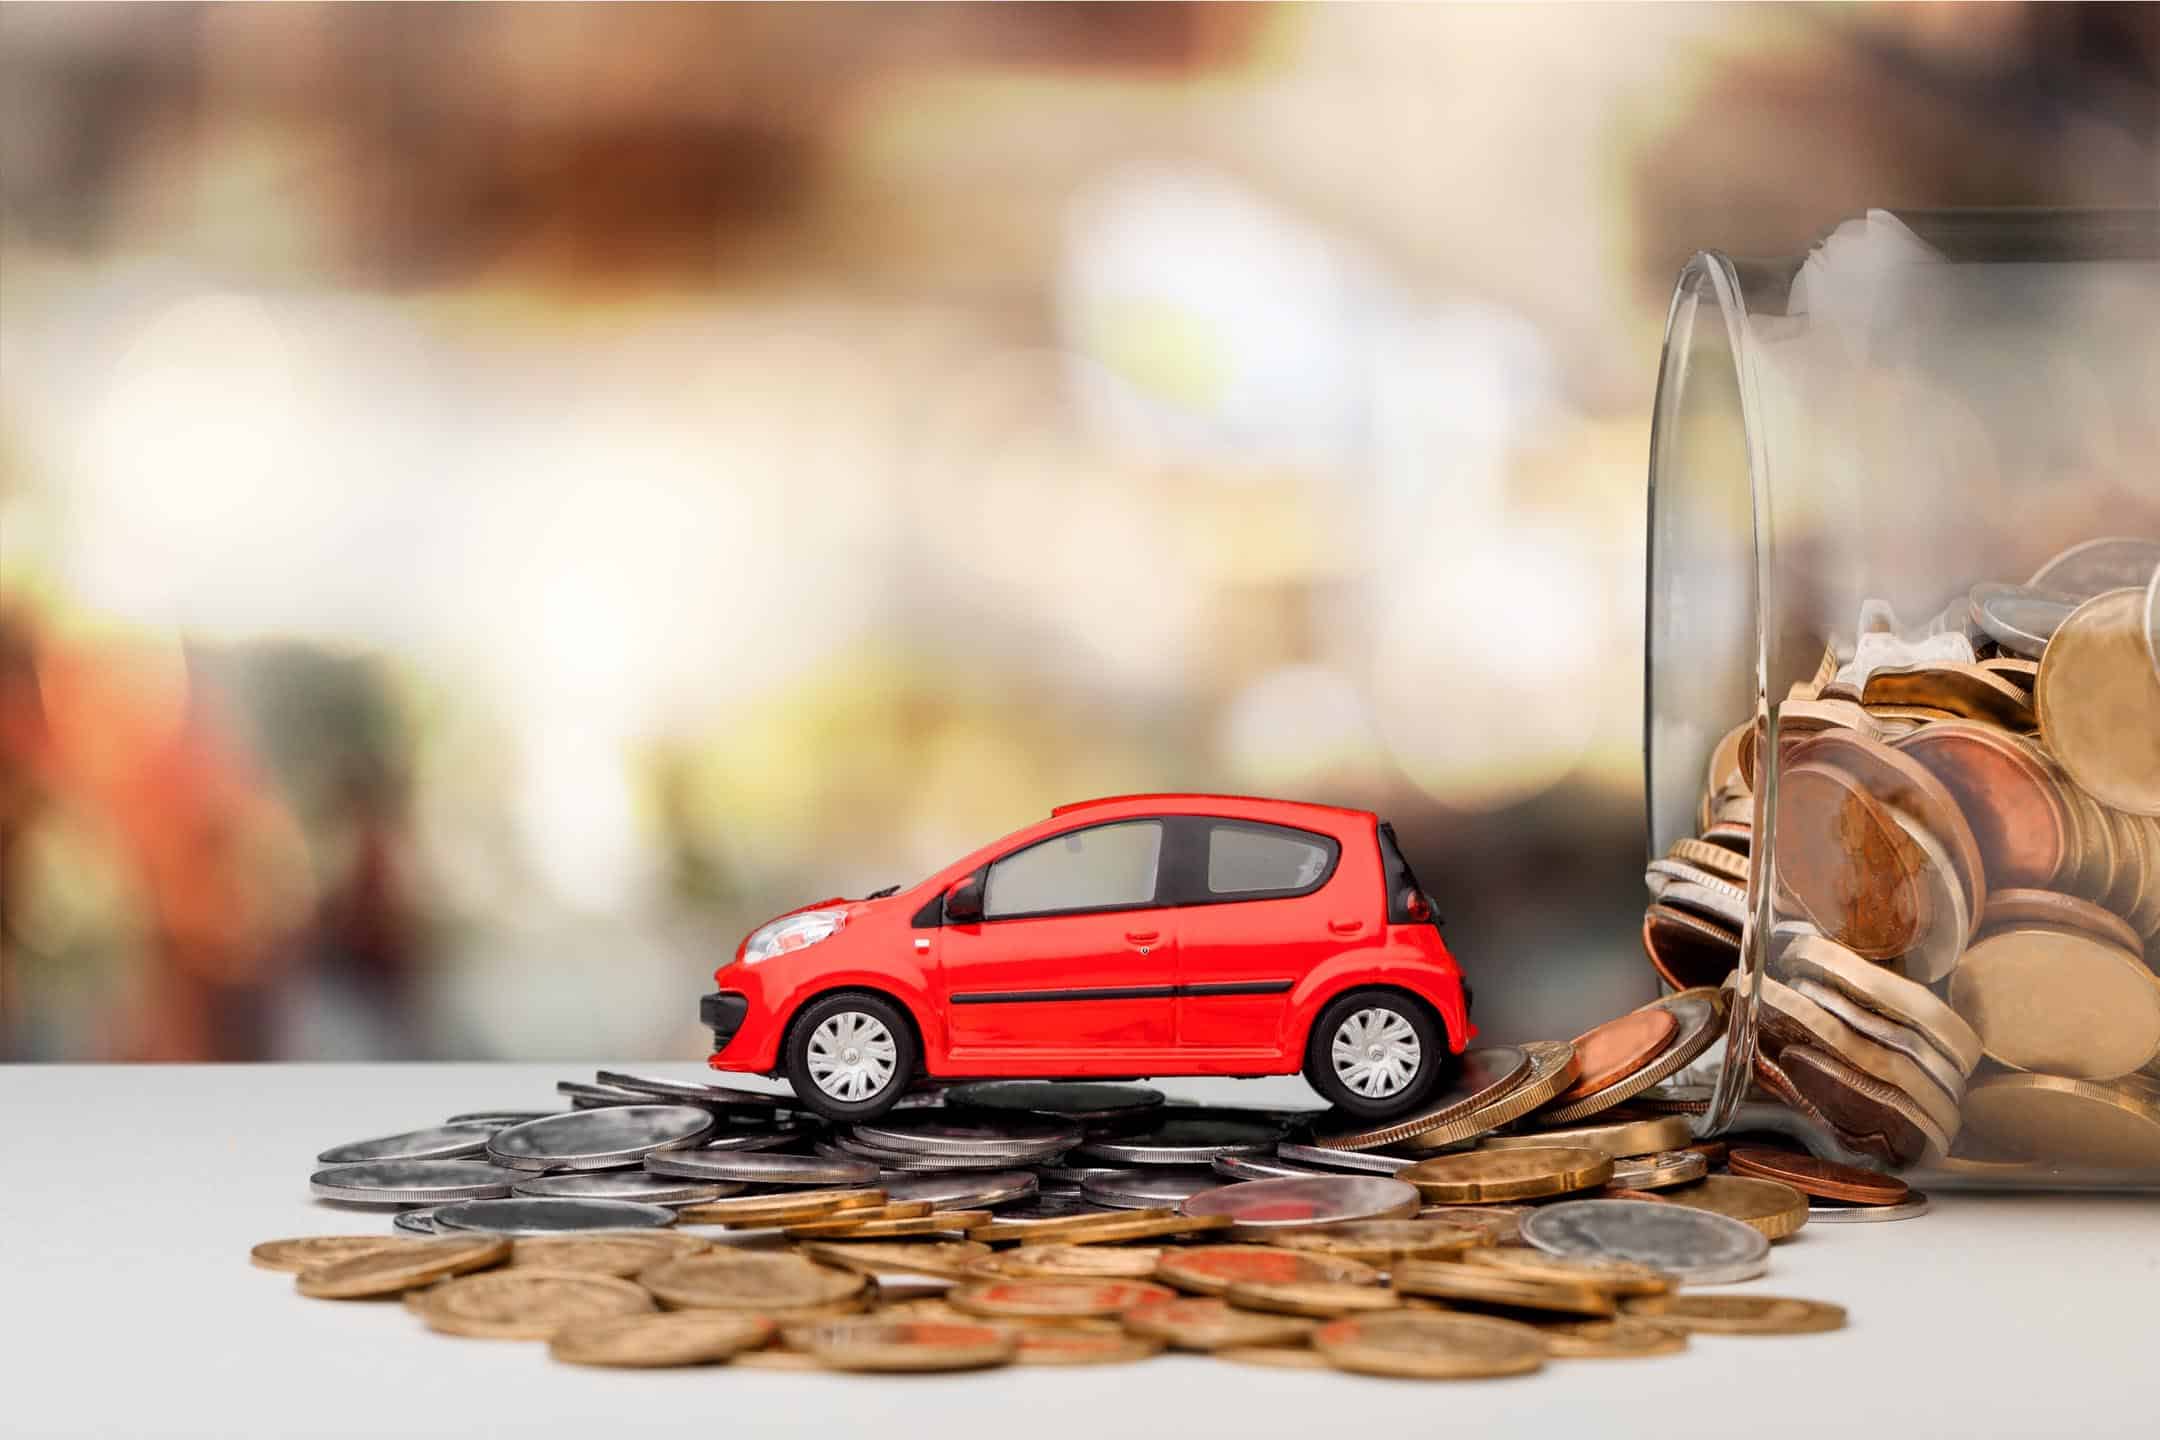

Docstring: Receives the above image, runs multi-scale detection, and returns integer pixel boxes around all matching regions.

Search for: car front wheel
[783,992,919,1121]
[1303,988,1448,1119]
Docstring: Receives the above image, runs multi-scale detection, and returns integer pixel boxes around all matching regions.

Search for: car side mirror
[943,875,984,924]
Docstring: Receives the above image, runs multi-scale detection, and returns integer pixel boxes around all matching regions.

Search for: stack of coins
[1650,537,2160,1176]
[273,1070,1872,1377]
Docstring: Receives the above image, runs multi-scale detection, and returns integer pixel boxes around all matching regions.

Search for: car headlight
[741,909,846,963]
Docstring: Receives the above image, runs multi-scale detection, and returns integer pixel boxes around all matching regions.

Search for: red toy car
[703,794,1474,1122]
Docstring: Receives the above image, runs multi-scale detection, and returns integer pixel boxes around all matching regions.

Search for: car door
[1171,817,1362,1056]
[938,818,1177,1065]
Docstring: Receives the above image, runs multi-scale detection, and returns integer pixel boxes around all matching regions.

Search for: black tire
[782,992,920,1122]
[1302,987,1450,1120]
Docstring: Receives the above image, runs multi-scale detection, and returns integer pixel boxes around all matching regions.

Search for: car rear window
[984,821,1163,917]
[1205,823,1334,895]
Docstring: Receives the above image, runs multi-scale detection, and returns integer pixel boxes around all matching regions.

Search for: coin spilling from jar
[1648,537,2160,1176]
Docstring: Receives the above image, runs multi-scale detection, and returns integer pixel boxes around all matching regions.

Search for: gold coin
[548,1310,774,1367]
[639,1251,867,1312]
[1384,1041,1584,1152]
[2038,587,2160,815]
[250,1236,410,1274]
[948,1278,1175,1322]
[730,1346,826,1371]
[295,1237,509,1299]
[1011,1328,1161,1366]
[1390,1259,1614,1317]
[510,1232,708,1277]
[1670,837,1750,885]
[777,1200,934,1233]
[1607,1149,1710,1190]
[786,1210,988,1240]
[1398,1146,1614,1203]
[1625,1294,1846,1334]
[1961,1071,2160,1168]
[1862,662,2036,730]
[796,1317,1016,1373]
[1223,1279,1406,1319]
[796,1240,990,1280]
[1271,1220,1485,1266]
[1215,1343,1330,1369]
[1413,1206,1529,1245]
[1656,1175,1810,1241]
[1155,1245,1380,1296]
[978,1244,1166,1279]
[1460,1248,1674,1297]
[1479,1112,1694,1160]
[1536,1317,1689,1358]
[1950,926,2160,1079]
[414,1268,654,1340]
[1120,1296,1318,1351]
[1313,1310,1547,1380]
[674,1188,885,1227]
[977,1211,1232,1247]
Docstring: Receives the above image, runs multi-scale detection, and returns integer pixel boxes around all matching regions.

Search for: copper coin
[1790,730,1987,934]
[1774,762,1930,960]
[1724,1146,1908,1205]
[1559,1011,1679,1102]
[1978,888,2142,955]
[1640,904,1739,991]
[1896,722,2072,890]
[1772,1045,1939,1169]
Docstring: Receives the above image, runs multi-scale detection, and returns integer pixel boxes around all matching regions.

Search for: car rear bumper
[701,991,749,1052]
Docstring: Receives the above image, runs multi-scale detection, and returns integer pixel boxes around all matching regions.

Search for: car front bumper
[701,990,750,1052]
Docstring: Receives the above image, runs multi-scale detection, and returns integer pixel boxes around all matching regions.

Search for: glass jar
[1646,208,2160,1189]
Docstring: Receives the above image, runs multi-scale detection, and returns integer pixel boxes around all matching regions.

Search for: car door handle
[1328,918,1364,935]
[1125,929,1160,944]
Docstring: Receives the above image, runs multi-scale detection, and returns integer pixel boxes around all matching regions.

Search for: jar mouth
[1645,249,1771,1138]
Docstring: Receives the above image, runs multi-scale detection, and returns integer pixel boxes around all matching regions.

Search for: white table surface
[6,1062,2157,1439]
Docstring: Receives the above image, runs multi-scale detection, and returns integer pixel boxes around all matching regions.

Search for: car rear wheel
[784,992,919,1121]
[1303,988,1448,1119]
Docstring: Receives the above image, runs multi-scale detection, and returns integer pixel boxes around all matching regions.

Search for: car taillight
[1402,887,1432,922]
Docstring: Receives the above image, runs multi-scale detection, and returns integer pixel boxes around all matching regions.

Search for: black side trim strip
[951,981,1291,1006]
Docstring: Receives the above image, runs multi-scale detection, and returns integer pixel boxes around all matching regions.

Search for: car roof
[1049,793,1376,824]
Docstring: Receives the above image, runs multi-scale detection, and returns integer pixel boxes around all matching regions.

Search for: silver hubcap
[807,1012,898,1102]
[1331,1007,1420,1098]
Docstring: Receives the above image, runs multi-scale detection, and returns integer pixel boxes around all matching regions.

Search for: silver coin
[431,1197,677,1236]
[1181,1175,1421,1236]
[987,1193,1115,1223]
[1969,582,2081,659]
[877,1170,1040,1210]
[1074,1110,1283,1165]
[1521,1199,1769,1285]
[1607,1150,1709,1190]
[486,1105,715,1172]
[557,1081,656,1107]
[392,1207,439,1234]
[643,1148,879,1186]
[594,1070,787,1108]
[309,1159,524,1204]
[944,1081,1166,1122]
[1806,1191,1932,1224]
[1035,1163,1132,1187]
[316,1124,493,1165]
[849,1113,1083,1159]
[444,1111,560,1128]
[1274,1142,1416,1175]
[1081,1167,1225,1210]
[686,1125,805,1153]
[1213,1153,1333,1181]
[2027,536,2160,598]
[511,1171,736,1205]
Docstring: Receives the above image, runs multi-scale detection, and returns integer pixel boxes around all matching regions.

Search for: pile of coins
[267,1056,1869,1377]
[1649,537,2160,1175]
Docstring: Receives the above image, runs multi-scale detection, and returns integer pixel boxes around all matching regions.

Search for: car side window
[983,821,1164,919]
[1205,823,1335,896]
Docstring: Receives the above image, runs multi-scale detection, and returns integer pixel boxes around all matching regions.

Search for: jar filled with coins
[1645,209,2160,1188]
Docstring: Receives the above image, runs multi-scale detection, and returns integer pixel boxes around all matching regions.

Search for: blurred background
[3,2,2155,1063]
